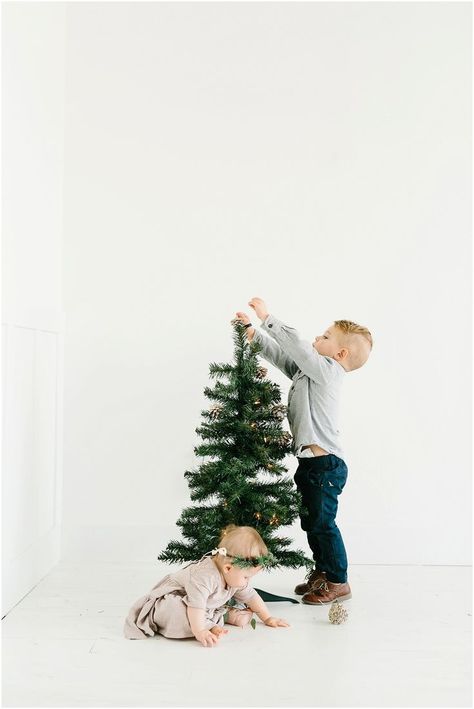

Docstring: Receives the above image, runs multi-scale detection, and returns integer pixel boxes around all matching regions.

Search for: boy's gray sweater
[252,314,346,461]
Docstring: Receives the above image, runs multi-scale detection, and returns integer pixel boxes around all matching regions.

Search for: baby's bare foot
[225,608,253,627]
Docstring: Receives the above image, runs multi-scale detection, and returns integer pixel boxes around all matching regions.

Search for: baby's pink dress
[124,556,258,639]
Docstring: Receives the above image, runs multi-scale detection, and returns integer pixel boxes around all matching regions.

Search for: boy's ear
[223,563,233,573]
[336,348,349,362]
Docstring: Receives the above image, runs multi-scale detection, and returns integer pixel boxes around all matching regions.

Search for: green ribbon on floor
[254,588,299,603]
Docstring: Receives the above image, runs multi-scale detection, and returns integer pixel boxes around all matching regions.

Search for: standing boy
[235,298,372,604]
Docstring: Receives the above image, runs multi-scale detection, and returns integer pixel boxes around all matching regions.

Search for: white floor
[2,563,472,708]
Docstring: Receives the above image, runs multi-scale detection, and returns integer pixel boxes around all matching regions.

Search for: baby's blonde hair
[334,319,373,372]
[218,525,268,560]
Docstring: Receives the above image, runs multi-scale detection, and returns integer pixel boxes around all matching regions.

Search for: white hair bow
[211,547,227,557]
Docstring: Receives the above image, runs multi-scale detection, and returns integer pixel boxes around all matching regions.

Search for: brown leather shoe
[294,569,327,595]
[302,580,352,605]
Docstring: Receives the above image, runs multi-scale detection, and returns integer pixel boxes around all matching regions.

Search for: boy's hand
[234,311,251,326]
[263,616,290,628]
[248,297,269,321]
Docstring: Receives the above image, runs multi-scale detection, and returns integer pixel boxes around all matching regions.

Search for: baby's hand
[210,625,229,638]
[248,297,269,321]
[194,629,220,647]
[264,616,290,628]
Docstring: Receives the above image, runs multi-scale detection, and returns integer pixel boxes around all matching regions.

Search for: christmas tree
[158,320,311,570]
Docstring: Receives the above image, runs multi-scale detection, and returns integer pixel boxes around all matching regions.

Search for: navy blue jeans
[294,454,349,583]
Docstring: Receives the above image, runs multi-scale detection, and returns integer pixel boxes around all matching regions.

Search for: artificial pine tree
[158,320,311,570]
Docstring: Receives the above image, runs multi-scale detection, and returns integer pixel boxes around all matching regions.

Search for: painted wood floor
[2,563,471,707]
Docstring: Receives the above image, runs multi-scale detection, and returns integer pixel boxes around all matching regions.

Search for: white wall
[2,4,66,614]
[61,2,471,565]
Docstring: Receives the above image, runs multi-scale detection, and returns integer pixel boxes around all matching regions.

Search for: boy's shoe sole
[302,592,352,605]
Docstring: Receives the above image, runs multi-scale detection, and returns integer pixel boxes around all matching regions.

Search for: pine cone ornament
[328,600,348,624]
[272,404,287,420]
[209,404,223,420]
[256,366,268,380]
[277,431,292,446]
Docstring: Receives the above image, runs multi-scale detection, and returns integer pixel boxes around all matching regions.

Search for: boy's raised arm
[248,298,326,382]
[234,312,298,380]
[250,327,299,380]
[261,315,327,382]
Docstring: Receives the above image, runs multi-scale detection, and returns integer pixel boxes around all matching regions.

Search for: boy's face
[312,325,344,359]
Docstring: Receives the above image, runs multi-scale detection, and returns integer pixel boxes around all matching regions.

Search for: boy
[234,297,372,604]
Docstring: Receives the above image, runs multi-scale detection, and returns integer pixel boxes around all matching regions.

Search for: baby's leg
[224,607,254,627]
[153,593,196,639]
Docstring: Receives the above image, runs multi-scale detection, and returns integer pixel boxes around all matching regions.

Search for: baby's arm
[186,607,219,647]
[245,594,290,628]
[184,578,222,646]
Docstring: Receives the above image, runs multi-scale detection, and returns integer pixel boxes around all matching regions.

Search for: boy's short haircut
[334,320,373,372]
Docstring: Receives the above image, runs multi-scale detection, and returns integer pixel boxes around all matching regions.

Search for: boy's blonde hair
[334,319,373,372]
[218,525,268,560]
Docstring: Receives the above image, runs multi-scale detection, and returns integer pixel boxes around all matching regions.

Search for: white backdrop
[2,4,66,613]
[61,2,471,565]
